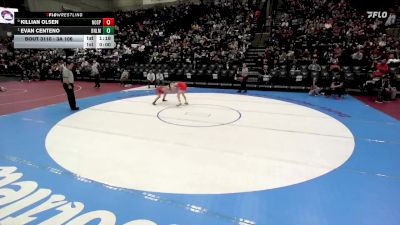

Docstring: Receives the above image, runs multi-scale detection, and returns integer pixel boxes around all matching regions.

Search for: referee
[62,61,79,111]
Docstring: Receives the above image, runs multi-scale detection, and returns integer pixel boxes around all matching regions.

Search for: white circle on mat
[45,93,355,194]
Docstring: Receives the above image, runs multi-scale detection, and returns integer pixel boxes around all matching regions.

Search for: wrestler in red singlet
[175,81,189,106]
[152,85,171,105]
[176,81,187,92]
[156,86,165,95]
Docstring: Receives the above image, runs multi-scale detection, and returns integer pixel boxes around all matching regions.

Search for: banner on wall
[0,7,18,24]
[143,0,177,5]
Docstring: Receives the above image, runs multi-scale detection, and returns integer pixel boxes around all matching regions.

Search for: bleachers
[3,60,398,94]
[16,62,387,93]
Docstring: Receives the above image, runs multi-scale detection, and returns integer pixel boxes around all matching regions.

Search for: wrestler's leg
[152,94,161,105]
[177,92,182,106]
[182,92,188,104]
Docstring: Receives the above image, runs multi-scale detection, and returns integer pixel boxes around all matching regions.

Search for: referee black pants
[63,83,77,109]
[94,74,100,87]
[238,77,248,93]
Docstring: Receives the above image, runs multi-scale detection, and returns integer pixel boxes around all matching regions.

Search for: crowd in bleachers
[0,0,398,101]
[0,0,257,82]
[115,1,255,66]
[267,0,398,67]
[259,0,399,100]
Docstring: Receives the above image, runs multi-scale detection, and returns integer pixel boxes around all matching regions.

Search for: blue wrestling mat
[0,88,399,225]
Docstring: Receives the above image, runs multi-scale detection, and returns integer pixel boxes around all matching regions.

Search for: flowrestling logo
[367,11,388,18]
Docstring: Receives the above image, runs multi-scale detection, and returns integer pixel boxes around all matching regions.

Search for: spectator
[376,75,397,103]
[237,63,249,93]
[364,59,390,93]
[90,60,101,88]
[325,69,345,99]
[385,12,396,27]
[308,58,321,74]
[156,70,164,86]
[120,69,130,86]
[309,77,322,96]
[373,59,389,77]
[352,49,363,66]
[147,70,156,88]
[261,64,272,83]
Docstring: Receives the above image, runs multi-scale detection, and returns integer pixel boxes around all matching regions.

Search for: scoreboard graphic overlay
[13,12,115,49]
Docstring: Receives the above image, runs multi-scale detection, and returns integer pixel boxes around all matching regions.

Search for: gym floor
[0,80,399,225]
